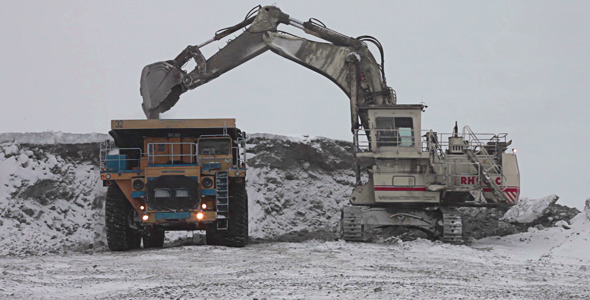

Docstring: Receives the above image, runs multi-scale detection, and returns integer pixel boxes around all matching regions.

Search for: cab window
[376,117,414,147]
[199,138,231,155]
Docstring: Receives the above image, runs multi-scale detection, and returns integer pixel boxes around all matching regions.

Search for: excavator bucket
[140,61,185,119]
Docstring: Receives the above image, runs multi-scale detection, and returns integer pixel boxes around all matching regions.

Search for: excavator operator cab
[366,105,424,154]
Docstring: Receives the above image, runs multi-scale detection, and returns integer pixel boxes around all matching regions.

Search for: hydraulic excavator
[139,5,520,243]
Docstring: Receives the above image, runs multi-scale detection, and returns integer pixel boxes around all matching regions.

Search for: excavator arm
[140,5,395,131]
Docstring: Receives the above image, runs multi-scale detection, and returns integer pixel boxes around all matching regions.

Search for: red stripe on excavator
[374,186,427,192]
[481,187,520,203]
[482,187,520,193]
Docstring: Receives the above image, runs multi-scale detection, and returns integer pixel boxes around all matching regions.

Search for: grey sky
[1,1,589,208]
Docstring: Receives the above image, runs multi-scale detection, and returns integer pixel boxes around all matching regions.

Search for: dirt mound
[462,195,580,241]
[246,134,355,240]
[0,142,106,256]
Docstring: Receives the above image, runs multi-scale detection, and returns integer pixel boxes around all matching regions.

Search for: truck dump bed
[109,119,242,149]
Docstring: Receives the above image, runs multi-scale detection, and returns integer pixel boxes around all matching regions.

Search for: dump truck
[100,118,248,250]
[137,5,520,243]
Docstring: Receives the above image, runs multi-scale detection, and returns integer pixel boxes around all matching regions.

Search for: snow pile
[246,134,355,240]
[0,131,110,144]
[501,195,559,223]
[0,142,106,256]
[475,201,590,263]
[546,207,590,262]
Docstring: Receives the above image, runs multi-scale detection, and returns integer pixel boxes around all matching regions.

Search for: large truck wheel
[142,227,165,248]
[105,185,141,251]
[206,179,248,247]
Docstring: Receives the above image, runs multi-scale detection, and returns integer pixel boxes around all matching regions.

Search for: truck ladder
[216,172,229,230]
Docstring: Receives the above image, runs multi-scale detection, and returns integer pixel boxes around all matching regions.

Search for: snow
[0,142,106,256]
[501,194,558,223]
[250,132,320,144]
[475,204,590,264]
[247,165,353,239]
[0,131,110,144]
[0,241,588,298]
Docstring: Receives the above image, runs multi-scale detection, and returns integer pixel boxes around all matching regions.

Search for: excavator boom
[140,5,394,131]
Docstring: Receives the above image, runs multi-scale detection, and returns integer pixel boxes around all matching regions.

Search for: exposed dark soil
[20,143,101,166]
[247,136,354,172]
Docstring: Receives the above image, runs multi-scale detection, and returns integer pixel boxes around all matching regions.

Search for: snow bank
[246,134,355,239]
[0,142,106,256]
[0,131,110,144]
[475,199,590,263]
[501,194,558,223]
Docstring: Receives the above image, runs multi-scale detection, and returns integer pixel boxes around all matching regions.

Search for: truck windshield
[199,138,231,155]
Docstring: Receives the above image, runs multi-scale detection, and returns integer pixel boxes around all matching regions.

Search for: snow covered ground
[0,132,589,299]
[1,238,588,299]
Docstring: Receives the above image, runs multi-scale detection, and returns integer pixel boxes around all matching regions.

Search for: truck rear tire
[105,185,141,251]
[206,179,248,247]
[142,227,165,248]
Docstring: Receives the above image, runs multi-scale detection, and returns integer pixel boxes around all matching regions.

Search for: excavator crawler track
[341,206,363,242]
[440,207,463,244]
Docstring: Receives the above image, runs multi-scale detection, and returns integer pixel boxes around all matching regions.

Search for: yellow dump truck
[99,118,248,250]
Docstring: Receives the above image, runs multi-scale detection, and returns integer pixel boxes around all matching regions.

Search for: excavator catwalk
[138,5,520,244]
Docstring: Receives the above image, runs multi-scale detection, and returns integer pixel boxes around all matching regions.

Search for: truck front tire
[206,179,248,247]
[105,185,141,251]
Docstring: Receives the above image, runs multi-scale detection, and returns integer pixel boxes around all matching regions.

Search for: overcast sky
[1,1,589,208]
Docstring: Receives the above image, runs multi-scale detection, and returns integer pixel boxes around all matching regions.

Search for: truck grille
[146,175,199,211]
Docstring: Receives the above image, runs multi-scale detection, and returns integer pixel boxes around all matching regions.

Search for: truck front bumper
[140,210,217,224]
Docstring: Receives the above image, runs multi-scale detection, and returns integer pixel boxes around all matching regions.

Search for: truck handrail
[147,142,198,165]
